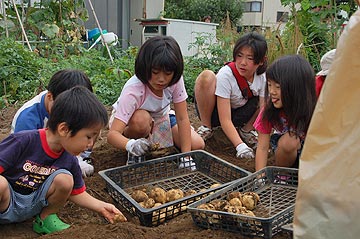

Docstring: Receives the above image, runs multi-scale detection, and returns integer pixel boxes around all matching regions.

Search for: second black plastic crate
[187,166,298,239]
[98,150,250,226]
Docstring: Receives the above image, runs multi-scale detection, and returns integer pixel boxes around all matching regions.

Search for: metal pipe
[86,0,113,63]
[11,0,32,51]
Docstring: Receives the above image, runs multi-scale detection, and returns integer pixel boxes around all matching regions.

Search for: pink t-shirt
[254,108,306,140]
[112,75,188,124]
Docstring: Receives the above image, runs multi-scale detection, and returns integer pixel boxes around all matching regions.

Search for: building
[240,0,291,30]
[84,0,165,48]
[85,0,217,56]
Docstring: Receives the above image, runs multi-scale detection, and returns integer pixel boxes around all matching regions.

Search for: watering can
[88,32,118,50]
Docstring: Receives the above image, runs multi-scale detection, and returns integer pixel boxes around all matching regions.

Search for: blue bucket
[87,28,108,41]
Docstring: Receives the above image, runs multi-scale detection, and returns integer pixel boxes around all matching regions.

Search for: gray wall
[85,0,130,48]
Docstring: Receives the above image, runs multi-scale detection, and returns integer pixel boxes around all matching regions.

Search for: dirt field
[0,104,290,239]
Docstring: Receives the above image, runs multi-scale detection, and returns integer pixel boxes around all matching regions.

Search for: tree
[164,0,243,26]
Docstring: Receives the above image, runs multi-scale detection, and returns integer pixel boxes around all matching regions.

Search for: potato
[113,213,127,223]
[223,205,241,214]
[210,199,229,211]
[184,189,197,197]
[166,189,184,202]
[152,208,166,223]
[153,202,162,208]
[150,143,161,151]
[227,191,242,201]
[229,197,242,207]
[149,187,167,204]
[241,192,260,210]
[210,183,221,189]
[143,198,156,208]
[197,203,215,210]
[131,190,149,203]
[240,208,256,217]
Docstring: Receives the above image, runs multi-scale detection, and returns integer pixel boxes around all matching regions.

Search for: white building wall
[241,0,290,29]
[130,0,165,46]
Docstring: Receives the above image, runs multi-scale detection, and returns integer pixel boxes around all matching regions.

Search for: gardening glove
[125,138,151,156]
[179,156,196,171]
[236,143,254,159]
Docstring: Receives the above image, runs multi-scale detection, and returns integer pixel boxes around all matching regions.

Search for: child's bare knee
[52,173,73,193]
[196,70,216,87]
[278,133,300,152]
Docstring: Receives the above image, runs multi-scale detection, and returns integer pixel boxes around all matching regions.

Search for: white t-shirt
[215,65,266,109]
[112,75,188,124]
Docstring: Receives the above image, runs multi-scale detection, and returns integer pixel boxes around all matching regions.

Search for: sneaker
[196,125,213,141]
[179,157,197,171]
[33,214,70,234]
[274,175,291,185]
[238,128,258,149]
[127,152,145,165]
[77,156,94,177]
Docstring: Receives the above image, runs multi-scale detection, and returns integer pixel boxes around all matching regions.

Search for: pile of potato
[130,183,222,209]
[197,191,260,217]
[131,187,185,208]
[129,183,224,224]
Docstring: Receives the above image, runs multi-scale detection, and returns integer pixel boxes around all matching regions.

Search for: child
[107,36,204,165]
[11,69,95,177]
[0,86,126,234]
[315,49,336,98]
[254,55,317,171]
[194,32,268,158]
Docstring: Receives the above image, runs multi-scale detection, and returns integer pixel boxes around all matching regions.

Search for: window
[244,1,262,12]
[277,12,289,22]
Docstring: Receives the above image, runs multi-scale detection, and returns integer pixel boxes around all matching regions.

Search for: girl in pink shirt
[107,36,204,165]
[254,55,317,171]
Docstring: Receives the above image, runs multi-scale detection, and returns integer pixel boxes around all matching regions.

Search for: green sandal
[33,214,70,234]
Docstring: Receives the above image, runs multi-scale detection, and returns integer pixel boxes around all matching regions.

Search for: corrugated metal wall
[85,0,130,48]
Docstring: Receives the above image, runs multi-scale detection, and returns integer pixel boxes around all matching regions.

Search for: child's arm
[107,118,129,150]
[255,132,270,171]
[108,113,151,156]
[217,96,244,147]
[69,191,127,223]
[173,101,192,152]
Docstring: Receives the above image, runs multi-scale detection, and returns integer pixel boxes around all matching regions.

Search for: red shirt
[315,75,326,98]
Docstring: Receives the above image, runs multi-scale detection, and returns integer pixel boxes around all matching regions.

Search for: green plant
[0,38,45,108]
[280,0,353,70]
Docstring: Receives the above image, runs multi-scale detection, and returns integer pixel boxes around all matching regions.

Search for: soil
[0,104,290,239]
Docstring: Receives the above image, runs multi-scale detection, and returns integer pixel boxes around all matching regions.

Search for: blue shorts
[169,113,176,128]
[270,133,304,168]
[0,169,72,224]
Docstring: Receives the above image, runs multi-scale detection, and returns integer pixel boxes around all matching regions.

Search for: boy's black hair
[233,32,268,75]
[264,54,317,134]
[47,86,108,136]
[47,69,93,100]
[135,36,184,86]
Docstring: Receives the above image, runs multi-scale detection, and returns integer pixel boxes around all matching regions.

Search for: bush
[0,38,46,108]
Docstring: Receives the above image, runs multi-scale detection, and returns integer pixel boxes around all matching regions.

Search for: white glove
[236,143,254,159]
[77,156,94,177]
[179,156,196,171]
[125,138,151,156]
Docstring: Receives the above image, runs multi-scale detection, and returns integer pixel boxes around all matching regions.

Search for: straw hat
[317,49,336,76]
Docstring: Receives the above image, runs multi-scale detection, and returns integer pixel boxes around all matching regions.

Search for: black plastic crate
[98,150,251,227]
[187,166,298,239]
